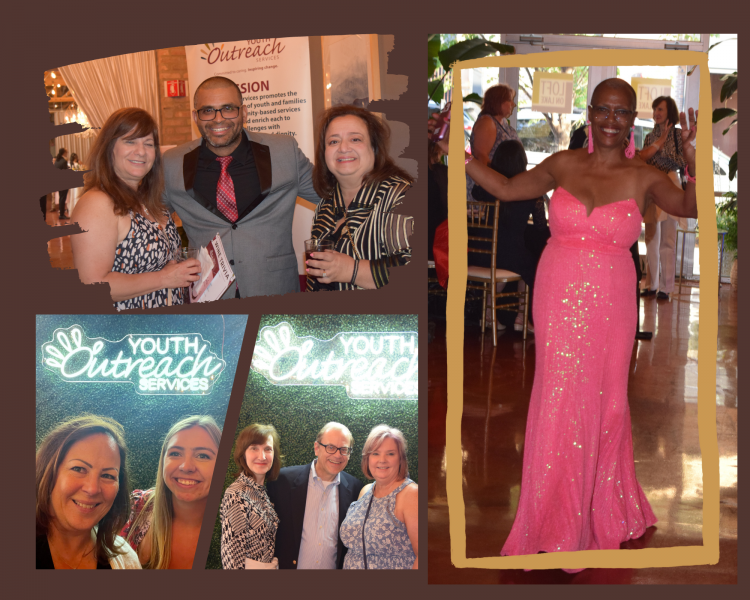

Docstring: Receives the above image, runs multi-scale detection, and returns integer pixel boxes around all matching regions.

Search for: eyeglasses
[316,441,352,456]
[589,105,634,122]
[196,105,241,121]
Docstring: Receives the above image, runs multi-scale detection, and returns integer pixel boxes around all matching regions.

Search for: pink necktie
[216,156,238,222]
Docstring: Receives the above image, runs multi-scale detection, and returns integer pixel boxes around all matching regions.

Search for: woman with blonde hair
[122,415,221,569]
[36,414,140,569]
[340,425,418,569]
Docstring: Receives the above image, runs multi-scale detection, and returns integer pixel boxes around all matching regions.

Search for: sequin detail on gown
[501,187,657,556]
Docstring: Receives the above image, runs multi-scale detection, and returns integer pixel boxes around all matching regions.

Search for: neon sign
[42,325,226,395]
[251,322,418,400]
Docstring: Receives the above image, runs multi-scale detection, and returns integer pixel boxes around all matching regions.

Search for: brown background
[7,0,748,596]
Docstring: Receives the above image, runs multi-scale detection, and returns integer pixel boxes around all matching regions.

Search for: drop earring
[587,120,594,154]
[625,126,635,159]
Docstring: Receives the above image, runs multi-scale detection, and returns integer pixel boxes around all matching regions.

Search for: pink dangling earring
[625,126,636,159]
[587,120,593,154]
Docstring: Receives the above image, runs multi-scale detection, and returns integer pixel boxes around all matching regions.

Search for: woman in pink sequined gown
[433,79,699,560]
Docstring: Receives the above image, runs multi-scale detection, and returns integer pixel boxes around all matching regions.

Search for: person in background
[466,84,519,202]
[638,95,687,301]
[472,140,547,332]
[54,148,70,219]
[428,140,448,262]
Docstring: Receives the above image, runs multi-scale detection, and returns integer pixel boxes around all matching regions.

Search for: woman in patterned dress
[220,424,281,569]
[340,425,418,569]
[121,416,221,568]
[71,108,201,309]
[305,105,414,291]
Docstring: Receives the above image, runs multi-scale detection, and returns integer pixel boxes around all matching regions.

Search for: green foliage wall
[206,314,418,569]
[36,315,246,493]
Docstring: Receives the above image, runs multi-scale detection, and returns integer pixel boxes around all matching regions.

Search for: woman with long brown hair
[36,414,140,569]
[71,108,200,309]
[121,416,221,569]
[305,105,414,290]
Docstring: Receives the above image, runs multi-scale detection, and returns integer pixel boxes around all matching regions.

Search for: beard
[198,121,244,150]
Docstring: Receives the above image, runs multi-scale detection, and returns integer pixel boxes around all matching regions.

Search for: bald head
[591,78,637,112]
[316,422,354,447]
[193,76,242,108]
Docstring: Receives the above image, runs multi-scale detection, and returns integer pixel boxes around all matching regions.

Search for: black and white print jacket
[220,473,279,569]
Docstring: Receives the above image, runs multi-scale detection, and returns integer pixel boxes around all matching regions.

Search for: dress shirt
[194,133,261,218]
[297,460,340,569]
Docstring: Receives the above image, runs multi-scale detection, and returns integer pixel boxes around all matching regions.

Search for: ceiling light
[57,84,60,88]
[51,71,57,79]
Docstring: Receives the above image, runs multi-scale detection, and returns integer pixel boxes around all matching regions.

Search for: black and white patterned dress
[220,473,279,569]
[112,210,183,310]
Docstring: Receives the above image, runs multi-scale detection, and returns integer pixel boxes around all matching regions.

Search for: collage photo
[16,17,738,593]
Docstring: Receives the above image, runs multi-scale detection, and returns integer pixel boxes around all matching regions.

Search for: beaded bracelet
[465,154,474,165]
[685,165,696,183]
[350,258,360,285]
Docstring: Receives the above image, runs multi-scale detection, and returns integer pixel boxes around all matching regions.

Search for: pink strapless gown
[501,187,657,557]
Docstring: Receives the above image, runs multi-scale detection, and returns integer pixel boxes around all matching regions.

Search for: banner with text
[532,72,574,114]
[631,77,673,120]
[185,38,316,275]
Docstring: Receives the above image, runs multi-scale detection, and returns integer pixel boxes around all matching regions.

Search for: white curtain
[52,112,97,165]
[59,50,160,130]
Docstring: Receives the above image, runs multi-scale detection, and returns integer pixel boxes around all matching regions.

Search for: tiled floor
[428,283,737,584]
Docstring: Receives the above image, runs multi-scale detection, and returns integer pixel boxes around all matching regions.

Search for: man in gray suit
[162,76,320,298]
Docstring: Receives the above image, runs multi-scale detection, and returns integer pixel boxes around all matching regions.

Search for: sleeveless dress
[341,479,416,569]
[501,188,657,556]
[112,211,183,310]
[466,115,519,201]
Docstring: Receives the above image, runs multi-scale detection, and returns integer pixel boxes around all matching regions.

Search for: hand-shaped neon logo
[42,325,226,395]
[251,322,417,400]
